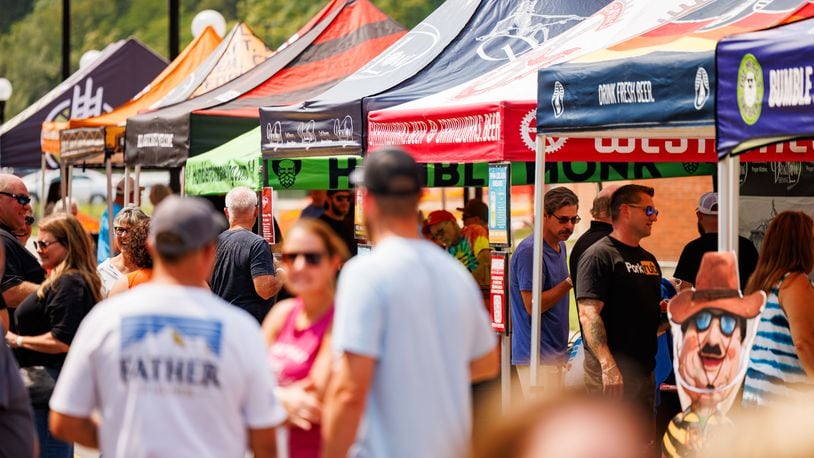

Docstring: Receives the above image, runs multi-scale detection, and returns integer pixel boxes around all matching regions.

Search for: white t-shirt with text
[50,283,286,458]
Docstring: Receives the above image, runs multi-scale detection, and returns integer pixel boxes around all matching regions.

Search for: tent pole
[106,157,114,259]
[65,164,73,209]
[728,155,740,256]
[40,154,47,219]
[134,164,141,207]
[717,156,736,252]
[123,165,131,207]
[529,134,546,395]
[180,166,186,197]
[60,163,68,212]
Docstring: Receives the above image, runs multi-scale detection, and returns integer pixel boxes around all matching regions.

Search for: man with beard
[510,187,578,396]
[319,190,357,256]
[663,252,765,457]
[674,192,758,291]
[577,184,662,419]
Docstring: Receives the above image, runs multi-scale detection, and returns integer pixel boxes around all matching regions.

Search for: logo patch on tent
[476,0,586,62]
[272,159,303,189]
[737,54,764,125]
[682,162,700,175]
[520,109,566,153]
[694,67,710,110]
[551,81,565,118]
[350,23,441,79]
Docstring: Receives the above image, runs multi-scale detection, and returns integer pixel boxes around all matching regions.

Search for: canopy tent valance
[0,38,166,168]
[42,26,224,165]
[717,16,814,160]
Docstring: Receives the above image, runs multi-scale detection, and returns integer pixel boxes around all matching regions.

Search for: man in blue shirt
[510,186,579,397]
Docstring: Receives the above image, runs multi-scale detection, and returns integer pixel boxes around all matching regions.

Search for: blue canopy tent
[537,0,814,253]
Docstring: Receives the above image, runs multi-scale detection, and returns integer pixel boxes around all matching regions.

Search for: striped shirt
[743,274,814,406]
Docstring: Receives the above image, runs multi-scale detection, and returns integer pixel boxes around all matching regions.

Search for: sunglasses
[34,239,61,251]
[693,310,739,337]
[0,191,31,205]
[549,213,581,225]
[332,194,352,202]
[627,204,659,217]
[280,251,327,266]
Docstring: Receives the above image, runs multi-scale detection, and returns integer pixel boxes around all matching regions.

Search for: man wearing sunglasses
[324,148,498,458]
[0,174,45,332]
[319,190,357,256]
[663,252,765,456]
[510,186,579,396]
[577,184,663,423]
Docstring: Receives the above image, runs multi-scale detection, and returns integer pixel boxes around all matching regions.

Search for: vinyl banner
[717,17,814,158]
[537,52,714,134]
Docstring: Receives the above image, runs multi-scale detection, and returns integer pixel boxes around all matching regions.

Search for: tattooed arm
[578,298,623,396]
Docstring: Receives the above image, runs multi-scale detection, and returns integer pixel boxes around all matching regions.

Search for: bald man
[569,184,619,295]
[0,174,45,330]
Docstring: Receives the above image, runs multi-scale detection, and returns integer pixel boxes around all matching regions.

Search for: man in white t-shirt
[49,196,286,458]
[323,148,499,458]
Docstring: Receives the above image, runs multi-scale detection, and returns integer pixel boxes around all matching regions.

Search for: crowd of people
[1,146,814,457]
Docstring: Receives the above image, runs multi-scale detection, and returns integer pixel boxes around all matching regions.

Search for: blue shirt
[510,236,570,365]
[333,237,495,458]
[97,203,122,264]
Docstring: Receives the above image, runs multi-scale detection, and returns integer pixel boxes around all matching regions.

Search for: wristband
[16,336,23,348]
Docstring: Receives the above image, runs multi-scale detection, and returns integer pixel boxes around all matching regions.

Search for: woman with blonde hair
[96,206,150,296]
[262,218,349,458]
[5,213,101,458]
[743,211,814,406]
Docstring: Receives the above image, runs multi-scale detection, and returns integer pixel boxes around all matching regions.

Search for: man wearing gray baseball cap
[48,196,286,457]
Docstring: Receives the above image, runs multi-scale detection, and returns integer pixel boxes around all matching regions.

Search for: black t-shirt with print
[576,236,662,382]
[0,227,46,311]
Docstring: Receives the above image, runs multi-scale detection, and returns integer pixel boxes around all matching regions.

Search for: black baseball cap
[352,147,422,196]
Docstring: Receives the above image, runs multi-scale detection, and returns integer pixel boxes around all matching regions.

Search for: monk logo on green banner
[271,159,303,189]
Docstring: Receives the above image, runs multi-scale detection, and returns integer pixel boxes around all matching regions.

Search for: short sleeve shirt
[509,236,570,364]
[577,236,662,379]
[0,228,46,307]
[14,273,96,368]
[674,233,759,290]
[49,284,287,458]
[210,229,276,323]
[333,237,495,458]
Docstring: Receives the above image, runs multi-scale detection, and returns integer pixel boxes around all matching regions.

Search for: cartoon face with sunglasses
[668,252,766,412]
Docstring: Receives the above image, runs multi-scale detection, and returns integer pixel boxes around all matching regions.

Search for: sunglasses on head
[627,204,659,217]
[549,213,581,225]
[281,251,327,266]
[332,194,352,202]
[0,191,31,205]
[693,310,739,337]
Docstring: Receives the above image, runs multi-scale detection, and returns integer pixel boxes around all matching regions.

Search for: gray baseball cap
[149,196,227,257]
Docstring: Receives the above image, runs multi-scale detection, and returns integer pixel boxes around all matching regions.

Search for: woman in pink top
[263,218,349,458]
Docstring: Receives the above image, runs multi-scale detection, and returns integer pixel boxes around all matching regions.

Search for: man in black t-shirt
[0,174,46,331]
[576,184,662,417]
[569,184,618,297]
[210,187,282,323]
[674,192,758,291]
[320,190,357,256]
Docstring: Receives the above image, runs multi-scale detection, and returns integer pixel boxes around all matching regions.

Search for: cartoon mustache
[700,343,723,358]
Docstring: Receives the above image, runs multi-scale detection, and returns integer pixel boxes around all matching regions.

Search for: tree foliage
[0,0,438,119]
